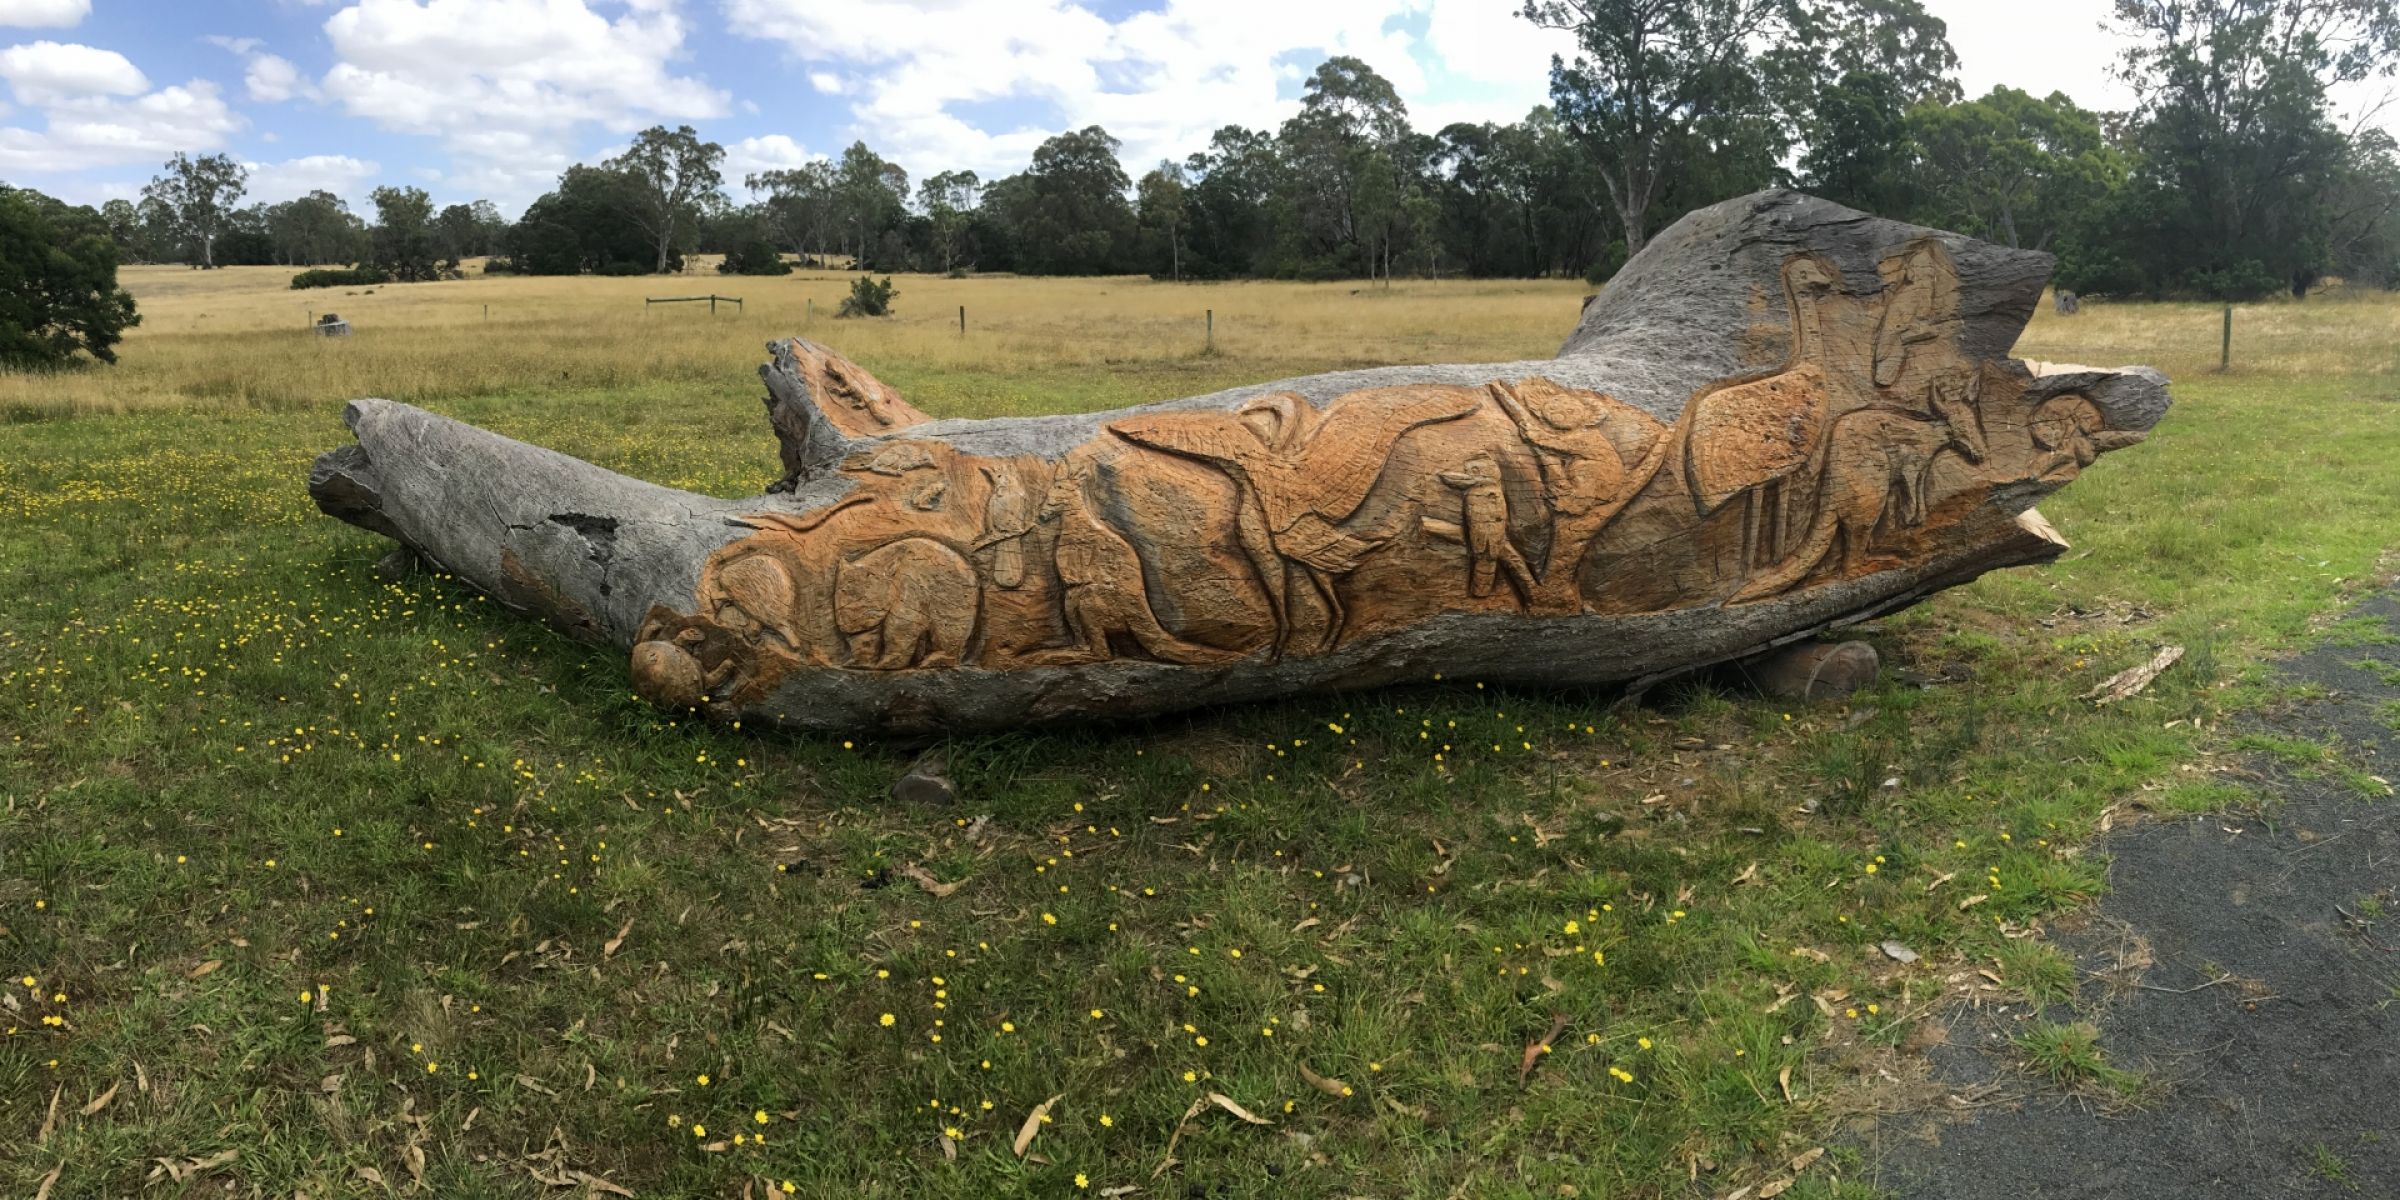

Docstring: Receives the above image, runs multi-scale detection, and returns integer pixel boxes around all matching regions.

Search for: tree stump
[309,190,2171,734]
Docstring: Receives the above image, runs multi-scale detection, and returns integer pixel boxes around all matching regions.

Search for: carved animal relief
[311,191,2171,733]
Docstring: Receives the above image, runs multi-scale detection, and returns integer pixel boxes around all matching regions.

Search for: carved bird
[1681,253,1843,572]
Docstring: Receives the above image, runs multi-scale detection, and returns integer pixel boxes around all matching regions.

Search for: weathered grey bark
[309,190,2171,734]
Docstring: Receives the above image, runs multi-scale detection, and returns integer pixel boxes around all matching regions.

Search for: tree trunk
[1617,194,1647,259]
[310,189,2171,735]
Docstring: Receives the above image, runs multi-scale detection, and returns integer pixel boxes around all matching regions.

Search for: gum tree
[607,125,726,275]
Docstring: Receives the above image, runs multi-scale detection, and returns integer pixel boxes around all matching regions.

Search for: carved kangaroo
[1731,373,1989,604]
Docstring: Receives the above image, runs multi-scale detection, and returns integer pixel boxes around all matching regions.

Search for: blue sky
[2,0,2394,219]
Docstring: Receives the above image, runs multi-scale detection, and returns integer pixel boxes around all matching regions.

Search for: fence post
[959,305,966,335]
[710,295,718,315]
[807,298,813,323]
[2219,303,2232,373]
[1206,308,1213,352]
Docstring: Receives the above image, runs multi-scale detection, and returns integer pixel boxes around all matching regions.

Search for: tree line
[20,0,2400,323]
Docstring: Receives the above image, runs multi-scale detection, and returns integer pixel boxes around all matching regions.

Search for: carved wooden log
[309,190,2171,733]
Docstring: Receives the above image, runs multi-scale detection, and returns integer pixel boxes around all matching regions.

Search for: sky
[1,0,2395,219]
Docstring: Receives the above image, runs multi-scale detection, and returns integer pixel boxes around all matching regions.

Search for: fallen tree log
[309,190,2171,733]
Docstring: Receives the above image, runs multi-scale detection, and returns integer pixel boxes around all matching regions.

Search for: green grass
[5,304,2400,1195]
[1991,940,2079,1007]
[2014,1022,2148,1101]
[2228,733,2398,798]
[2309,1141,2357,1189]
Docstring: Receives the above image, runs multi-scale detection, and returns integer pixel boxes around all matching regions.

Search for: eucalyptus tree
[606,125,726,274]
[140,152,247,268]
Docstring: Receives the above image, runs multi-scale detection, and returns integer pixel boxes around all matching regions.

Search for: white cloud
[0,40,147,104]
[245,52,309,102]
[724,132,817,181]
[317,0,730,206]
[206,34,318,103]
[727,0,1444,180]
[0,0,89,29]
[246,152,380,205]
[0,78,241,173]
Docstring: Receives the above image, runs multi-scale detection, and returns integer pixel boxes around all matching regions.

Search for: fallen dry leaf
[1298,1063,1352,1097]
[1154,1096,1208,1180]
[1790,1146,1824,1173]
[898,862,968,898]
[1758,1179,1793,1198]
[603,918,634,960]
[79,1081,119,1117]
[33,1165,62,1200]
[1207,1092,1274,1125]
[187,959,222,980]
[1777,1067,1793,1102]
[1518,1011,1571,1086]
[574,1171,634,1197]
[37,1085,60,1144]
[1013,1093,1063,1157]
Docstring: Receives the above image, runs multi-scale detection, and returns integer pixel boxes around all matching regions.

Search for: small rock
[1879,940,1920,963]
[1747,640,1880,700]
[889,750,956,806]
[373,548,420,580]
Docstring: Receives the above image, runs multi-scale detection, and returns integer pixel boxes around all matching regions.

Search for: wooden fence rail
[645,294,743,314]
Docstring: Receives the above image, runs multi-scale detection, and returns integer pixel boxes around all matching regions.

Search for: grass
[2310,1141,2357,1189]
[3,266,2400,1196]
[2013,1021,2148,1101]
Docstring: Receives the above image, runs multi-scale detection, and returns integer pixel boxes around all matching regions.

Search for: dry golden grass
[6,261,2394,421]
[0,263,1590,420]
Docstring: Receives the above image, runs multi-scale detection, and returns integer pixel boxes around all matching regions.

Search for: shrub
[292,266,389,290]
[836,275,897,318]
[719,238,793,276]
[0,186,140,368]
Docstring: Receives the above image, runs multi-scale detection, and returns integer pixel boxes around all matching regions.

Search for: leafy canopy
[0,186,142,369]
